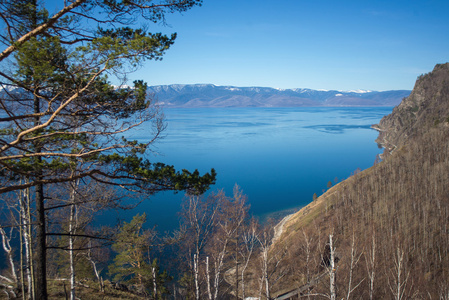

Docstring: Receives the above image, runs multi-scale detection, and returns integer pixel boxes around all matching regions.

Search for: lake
[124,107,392,232]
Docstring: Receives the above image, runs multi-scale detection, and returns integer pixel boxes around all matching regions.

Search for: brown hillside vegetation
[265,63,449,299]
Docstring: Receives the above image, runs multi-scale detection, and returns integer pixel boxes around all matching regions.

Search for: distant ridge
[148,84,411,108]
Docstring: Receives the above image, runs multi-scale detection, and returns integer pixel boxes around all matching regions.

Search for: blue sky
[128,0,449,91]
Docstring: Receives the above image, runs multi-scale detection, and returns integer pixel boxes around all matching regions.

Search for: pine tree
[109,213,171,297]
[0,1,214,299]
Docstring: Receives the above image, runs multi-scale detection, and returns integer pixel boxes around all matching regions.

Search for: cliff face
[374,63,449,152]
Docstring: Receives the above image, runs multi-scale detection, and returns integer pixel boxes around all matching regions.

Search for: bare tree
[345,232,363,300]
[388,245,411,300]
[180,193,221,300]
[364,231,376,300]
[256,221,288,300]
[239,218,259,299]
[206,186,248,300]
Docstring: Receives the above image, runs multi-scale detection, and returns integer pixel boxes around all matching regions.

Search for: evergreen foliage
[109,213,171,297]
[0,1,213,299]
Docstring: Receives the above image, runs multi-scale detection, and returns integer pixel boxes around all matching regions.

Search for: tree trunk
[213,241,228,300]
[87,241,103,293]
[0,227,18,283]
[69,188,76,300]
[19,213,26,300]
[365,233,376,300]
[25,187,35,300]
[240,226,256,300]
[329,234,336,300]
[33,73,47,299]
[235,235,238,300]
[194,253,199,300]
[346,233,362,300]
[262,248,270,300]
[206,256,212,300]
[152,266,157,298]
[34,183,47,300]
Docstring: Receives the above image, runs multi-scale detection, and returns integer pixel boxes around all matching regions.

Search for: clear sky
[128,0,449,91]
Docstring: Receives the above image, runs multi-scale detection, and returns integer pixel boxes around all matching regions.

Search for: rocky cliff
[374,63,449,152]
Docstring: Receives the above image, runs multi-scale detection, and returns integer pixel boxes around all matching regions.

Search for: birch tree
[0,226,17,287]
[328,234,336,300]
[0,1,215,299]
[205,186,248,300]
[180,193,221,300]
[364,232,376,300]
[239,219,259,300]
[344,233,363,300]
[257,221,288,300]
[388,246,411,300]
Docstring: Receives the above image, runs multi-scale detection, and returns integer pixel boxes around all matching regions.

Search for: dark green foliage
[0,1,210,299]
[0,0,212,196]
[109,214,172,298]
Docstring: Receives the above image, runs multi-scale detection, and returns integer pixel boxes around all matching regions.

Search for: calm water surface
[123,107,392,231]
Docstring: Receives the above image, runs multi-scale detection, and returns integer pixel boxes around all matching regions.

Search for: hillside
[148,84,410,108]
[264,63,449,299]
[374,63,449,153]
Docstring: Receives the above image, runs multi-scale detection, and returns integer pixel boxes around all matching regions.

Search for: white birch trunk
[329,234,336,300]
[0,227,17,283]
[20,191,33,299]
[240,247,252,300]
[395,247,403,300]
[25,187,35,300]
[194,253,200,300]
[240,225,257,300]
[346,233,363,300]
[87,241,103,292]
[69,206,75,300]
[69,186,77,300]
[212,241,228,300]
[262,248,270,300]
[19,187,33,299]
[365,233,376,300]
[152,266,157,298]
[389,246,410,300]
[206,256,212,300]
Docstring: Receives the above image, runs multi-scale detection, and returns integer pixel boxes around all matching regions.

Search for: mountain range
[147,84,411,107]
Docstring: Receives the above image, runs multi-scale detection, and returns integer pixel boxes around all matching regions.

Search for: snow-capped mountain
[148,84,410,108]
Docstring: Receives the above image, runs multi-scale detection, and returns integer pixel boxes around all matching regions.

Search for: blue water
[123,107,392,232]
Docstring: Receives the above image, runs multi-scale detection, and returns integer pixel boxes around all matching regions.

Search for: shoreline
[259,206,302,225]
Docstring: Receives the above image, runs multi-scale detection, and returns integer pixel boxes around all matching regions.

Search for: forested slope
[265,63,449,299]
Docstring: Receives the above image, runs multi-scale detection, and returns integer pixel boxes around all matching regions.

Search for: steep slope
[263,63,449,299]
[374,63,449,152]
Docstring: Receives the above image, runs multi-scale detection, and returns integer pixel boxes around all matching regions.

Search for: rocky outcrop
[374,63,449,153]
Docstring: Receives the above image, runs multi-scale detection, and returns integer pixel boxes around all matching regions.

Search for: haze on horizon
[122,0,449,92]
